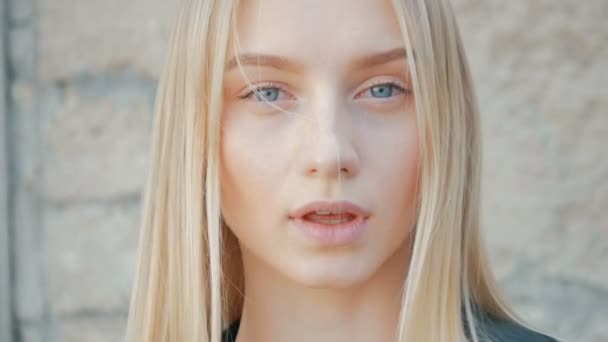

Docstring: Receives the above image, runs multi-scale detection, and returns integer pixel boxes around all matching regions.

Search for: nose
[301,101,360,180]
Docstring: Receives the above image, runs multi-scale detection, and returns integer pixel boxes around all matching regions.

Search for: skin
[220,0,420,341]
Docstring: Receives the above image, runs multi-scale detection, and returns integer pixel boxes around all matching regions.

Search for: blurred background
[0,0,606,341]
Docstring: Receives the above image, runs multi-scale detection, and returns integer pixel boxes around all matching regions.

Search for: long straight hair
[126,0,524,340]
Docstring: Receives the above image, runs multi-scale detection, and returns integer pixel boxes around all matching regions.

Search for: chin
[279,252,380,289]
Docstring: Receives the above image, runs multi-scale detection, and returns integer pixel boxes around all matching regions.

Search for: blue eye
[368,83,403,98]
[253,87,280,101]
[241,86,286,102]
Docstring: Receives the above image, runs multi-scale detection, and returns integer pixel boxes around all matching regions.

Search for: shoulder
[478,318,559,342]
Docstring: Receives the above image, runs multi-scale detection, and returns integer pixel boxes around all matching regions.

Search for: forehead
[232,0,404,69]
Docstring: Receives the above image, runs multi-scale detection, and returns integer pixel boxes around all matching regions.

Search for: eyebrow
[225,47,408,72]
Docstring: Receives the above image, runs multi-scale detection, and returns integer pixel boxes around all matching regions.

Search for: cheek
[367,121,420,221]
[367,117,419,178]
[219,110,289,232]
[393,128,419,207]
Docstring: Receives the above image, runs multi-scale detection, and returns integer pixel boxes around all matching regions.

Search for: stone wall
[5,0,174,340]
[2,0,606,341]
[454,1,608,341]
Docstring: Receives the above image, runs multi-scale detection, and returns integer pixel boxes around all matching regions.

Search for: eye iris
[255,88,280,101]
[370,84,394,98]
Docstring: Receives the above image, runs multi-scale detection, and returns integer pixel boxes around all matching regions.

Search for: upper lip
[289,200,371,219]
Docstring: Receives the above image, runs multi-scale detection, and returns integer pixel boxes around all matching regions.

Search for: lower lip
[289,216,368,246]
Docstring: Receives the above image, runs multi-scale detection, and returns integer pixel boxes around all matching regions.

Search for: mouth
[301,211,357,225]
[288,200,370,246]
[288,200,370,224]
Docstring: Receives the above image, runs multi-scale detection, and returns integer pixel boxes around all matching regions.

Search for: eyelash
[355,80,410,99]
[238,80,410,101]
[238,81,289,100]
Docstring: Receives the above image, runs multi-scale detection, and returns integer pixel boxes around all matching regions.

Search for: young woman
[126,0,559,341]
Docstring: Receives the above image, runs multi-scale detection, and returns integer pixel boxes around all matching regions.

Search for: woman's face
[220,0,420,287]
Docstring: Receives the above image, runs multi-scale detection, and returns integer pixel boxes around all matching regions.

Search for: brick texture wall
[3,0,606,341]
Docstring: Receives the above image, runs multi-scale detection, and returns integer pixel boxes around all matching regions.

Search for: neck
[235,241,411,342]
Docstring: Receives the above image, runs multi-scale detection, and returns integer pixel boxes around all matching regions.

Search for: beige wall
[3,0,607,341]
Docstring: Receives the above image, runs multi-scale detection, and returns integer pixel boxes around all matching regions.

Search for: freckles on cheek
[222,108,296,177]
[220,121,267,228]
[376,125,420,193]
[222,128,261,183]
[220,116,295,232]
[400,131,420,181]
[220,115,286,196]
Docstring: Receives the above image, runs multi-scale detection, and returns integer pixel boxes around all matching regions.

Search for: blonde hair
[126,0,528,341]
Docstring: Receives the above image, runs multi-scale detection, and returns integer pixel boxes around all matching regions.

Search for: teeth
[319,217,350,224]
[314,209,333,215]
[313,209,353,215]
[303,211,355,225]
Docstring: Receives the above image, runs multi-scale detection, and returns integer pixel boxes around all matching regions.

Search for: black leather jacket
[221,317,559,342]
